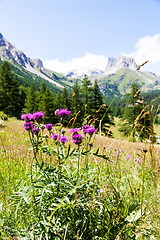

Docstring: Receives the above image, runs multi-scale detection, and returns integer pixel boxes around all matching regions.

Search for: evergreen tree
[80,75,93,118]
[119,83,151,140]
[0,61,22,118]
[39,86,55,123]
[91,79,106,129]
[71,81,82,126]
[92,79,103,112]
[92,80,114,135]
[54,91,62,109]
[24,86,38,113]
[61,87,70,109]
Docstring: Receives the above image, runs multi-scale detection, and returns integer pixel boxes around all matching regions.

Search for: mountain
[104,55,137,74]
[0,33,73,91]
[1,33,160,97]
[98,66,160,96]
[65,68,104,79]
[65,55,160,96]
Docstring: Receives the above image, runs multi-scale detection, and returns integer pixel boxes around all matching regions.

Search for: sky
[1,0,160,74]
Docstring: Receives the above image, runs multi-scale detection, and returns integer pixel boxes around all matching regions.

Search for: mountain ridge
[1,32,160,96]
[0,33,67,89]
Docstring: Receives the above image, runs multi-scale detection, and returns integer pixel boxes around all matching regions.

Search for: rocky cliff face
[0,33,64,88]
[0,33,34,67]
[0,33,50,74]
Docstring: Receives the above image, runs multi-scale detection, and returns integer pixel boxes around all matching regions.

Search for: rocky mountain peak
[105,55,138,74]
[0,33,64,88]
[32,58,43,69]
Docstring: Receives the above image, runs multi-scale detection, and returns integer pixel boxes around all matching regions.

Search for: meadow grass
[0,117,159,239]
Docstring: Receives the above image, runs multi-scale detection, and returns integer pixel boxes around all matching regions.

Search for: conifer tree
[119,83,151,140]
[24,86,38,113]
[92,79,103,111]
[71,80,82,126]
[38,83,55,123]
[61,87,70,109]
[91,79,114,134]
[0,61,22,118]
[80,75,93,118]
[55,91,62,109]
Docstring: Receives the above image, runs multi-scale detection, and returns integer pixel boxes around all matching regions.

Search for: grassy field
[0,117,160,239]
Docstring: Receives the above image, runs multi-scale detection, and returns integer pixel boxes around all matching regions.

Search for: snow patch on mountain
[25,64,64,88]
[65,68,104,79]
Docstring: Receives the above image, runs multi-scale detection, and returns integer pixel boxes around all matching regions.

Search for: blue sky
[1,0,160,74]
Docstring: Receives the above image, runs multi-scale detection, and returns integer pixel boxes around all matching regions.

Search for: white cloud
[43,53,108,73]
[43,35,160,75]
[126,34,160,74]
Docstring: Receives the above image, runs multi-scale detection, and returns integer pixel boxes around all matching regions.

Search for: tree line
[0,60,158,140]
[0,61,114,134]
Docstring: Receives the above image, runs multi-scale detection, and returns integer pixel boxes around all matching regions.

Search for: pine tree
[91,80,114,134]
[0,61,22,118]
[61,87,70,109]
[54,91,62,109]
[119,83,151,140]
[24,86,38,113]
[80,75,93,119]
[38,83,55,123]
[91,79,105,128]
[92,79,103,111]
[71,81,82,126]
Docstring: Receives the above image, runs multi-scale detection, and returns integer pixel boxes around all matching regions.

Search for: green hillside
[99,67,160,95]
[0,57,75,95]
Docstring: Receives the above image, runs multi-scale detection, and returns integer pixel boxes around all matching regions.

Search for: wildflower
[32,126,39,135]
[50,133,59,141]
[70,128,80,134]
[72,133,83,145]
[32,111,44,123]
[45,123,53,131]
[55,108,71,118]
[82,125,97,135]
[121,149,125,153]
[59,135,68,144]
[21,113,34,121]
[82,125,90,134]
[23,122,33,131]
[126,154,131,159]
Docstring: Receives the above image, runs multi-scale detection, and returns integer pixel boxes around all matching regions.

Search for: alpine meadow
[0,33,160,240]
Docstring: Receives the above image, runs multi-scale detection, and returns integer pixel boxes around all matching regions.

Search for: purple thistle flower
[126,154,131,159]
[23,122,33,131]
[59,135,68,144]
[32,126,39,135]
[32,111,44,123]
[21,113,34,122]
[82,125,90,134]
[82,125,97,135]
[45,123,53,131]
[70,128,80,134]
[50,133,59,141]
[55,108,71,118]
[72,133,83,145]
